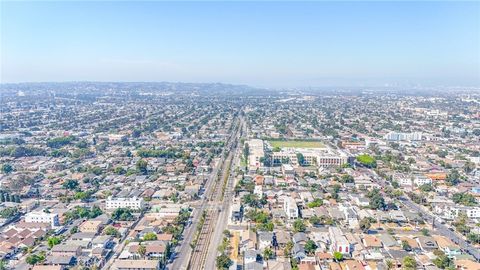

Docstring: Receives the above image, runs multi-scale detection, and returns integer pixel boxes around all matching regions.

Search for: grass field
[268,140,324,148]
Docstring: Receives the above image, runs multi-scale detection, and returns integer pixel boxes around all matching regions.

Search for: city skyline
[1,1,479,87]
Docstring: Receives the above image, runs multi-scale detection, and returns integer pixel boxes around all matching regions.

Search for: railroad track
[187,117,243,270]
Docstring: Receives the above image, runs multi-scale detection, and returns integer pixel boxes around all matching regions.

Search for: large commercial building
[106,196,145,210]
[271,148,349,168]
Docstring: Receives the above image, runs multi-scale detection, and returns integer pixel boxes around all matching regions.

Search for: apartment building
[106,196,145,210]
[247,139,265,168]
[283,197,299,219]
[25,210,60,228]
[384,131,422,142]
[328,227,351,254]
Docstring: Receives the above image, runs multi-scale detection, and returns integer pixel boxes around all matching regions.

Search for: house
[32,266,64,270]
[112,259,159,270]
[71,232,96,241]
[292,232,308,245]
[417,236,438,251]
[241,230,257,251]
[231,201,243,222]
[443,246,461,258]
[51,245,82,257]
[245,261,264,270]
[258,232,273,251]
[45,255,76,266]
[344,260,365,270]
[362,235,382,249]
[293,243,306,261]
[79,220,103,233]
[266,260,292,270]
[244,249,258,264]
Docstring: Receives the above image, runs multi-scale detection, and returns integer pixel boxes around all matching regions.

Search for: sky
[1,1,479,88]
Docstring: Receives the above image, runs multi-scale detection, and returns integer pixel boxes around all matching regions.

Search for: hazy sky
[1,1,479,87]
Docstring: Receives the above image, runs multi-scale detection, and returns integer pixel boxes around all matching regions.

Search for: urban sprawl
[0,82,479,270]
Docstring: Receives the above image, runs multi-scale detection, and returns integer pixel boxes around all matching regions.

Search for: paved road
[366,168,480,261]
[204,118,244,269]
[399,196,480,261]
[170,117,243,270]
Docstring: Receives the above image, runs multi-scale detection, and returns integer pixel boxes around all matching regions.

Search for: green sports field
[268,140,324,148]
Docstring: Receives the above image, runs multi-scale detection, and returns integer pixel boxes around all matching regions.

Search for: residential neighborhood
[0,82,479,270]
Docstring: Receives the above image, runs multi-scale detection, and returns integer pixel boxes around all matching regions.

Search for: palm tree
[386,260,394,270]
[138,245,146,258]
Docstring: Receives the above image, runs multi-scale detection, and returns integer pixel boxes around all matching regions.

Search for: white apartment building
[106,196,145,210]
[283,197,299,219]
[247,139,265,168]
[384,131,422,142]
[25,210,60,227]
[328,227,351,254]
[395,173,432,187]
[413,175,432,186]
[434,204,480,220]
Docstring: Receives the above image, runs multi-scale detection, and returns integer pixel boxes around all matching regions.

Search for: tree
[433,253,454,269]
[47,236,61,249]
[216,253,232,270]
[74,191,90,201]
[112,208,134,221]
[90,205,103,218]
[62,179,79,190]
[304,240,317,255]
[284,241,294,256]
[243,144,250,161]
[143,232,158,241]
[307,198,323,208]
[263,247,273,260]
[114,166,126,175]
[359,217,372,232]
[1,164,13,174]
[0,207,18,218]
[26,254,45,265]
[419,184,433,192]
[401,240,412,251]
[333,251,343,262]
[70,226,79,234]
[403,256,416,270]
[436,149,448,158]
[421,228,430,236]
[356,154,376,168]
[467,233,480,244]
[369,194,386,210]
[138,244,146,258]
[296,153,305,166]
[132,129,142,138]
[452,193,477,206]
[293,219,306,233]
[386,260,394,270]
[445,169,461,186]
[136,159,148,174]
[103,226,119,237]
